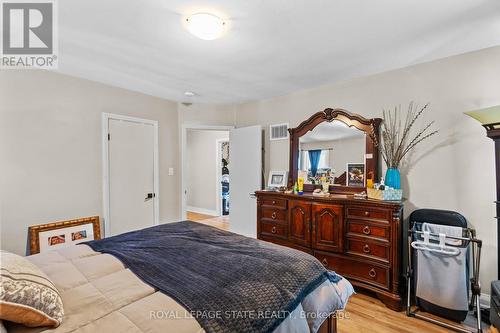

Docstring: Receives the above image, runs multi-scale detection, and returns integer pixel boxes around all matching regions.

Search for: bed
[4,221,353,333]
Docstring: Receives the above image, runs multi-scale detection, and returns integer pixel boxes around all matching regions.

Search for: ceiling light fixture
[186,13,225,40]
[184,91,196,97]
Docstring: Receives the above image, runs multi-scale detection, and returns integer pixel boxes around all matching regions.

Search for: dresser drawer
[346,206,391,222]
[347,220,390,240]
[315,252,390,290]
[346,237,390,263]
[259,221,287,239]
[261,207,287,223]
[261,197,287,209]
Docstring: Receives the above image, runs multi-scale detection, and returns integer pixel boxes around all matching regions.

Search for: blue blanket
[85,221,340,333]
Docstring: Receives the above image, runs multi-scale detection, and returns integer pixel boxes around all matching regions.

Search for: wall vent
[270,123,289,141]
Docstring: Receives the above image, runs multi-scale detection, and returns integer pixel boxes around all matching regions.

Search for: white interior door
[106,116,157,236]
[229,125,262,237]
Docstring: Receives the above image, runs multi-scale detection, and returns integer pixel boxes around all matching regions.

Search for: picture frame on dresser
[268,170,288,188]
[346,163,365,187]
[28,216,101,254]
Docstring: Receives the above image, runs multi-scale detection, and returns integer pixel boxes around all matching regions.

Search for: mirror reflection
[298,121,366,186]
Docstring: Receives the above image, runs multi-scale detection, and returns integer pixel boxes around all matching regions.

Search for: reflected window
[300,149,330,171]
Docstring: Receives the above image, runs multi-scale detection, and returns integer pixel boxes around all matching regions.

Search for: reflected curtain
[308,150,322,177]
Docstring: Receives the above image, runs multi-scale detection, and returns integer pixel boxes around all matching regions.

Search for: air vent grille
[270,123,289,141]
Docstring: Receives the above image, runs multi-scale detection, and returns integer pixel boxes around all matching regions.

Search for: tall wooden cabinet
[256,191,404,311]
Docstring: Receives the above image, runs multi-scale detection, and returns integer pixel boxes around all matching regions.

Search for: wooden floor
[337,292,487,333]
[186,211,216,221]
[187,211,230,230]
[187,213,487,333]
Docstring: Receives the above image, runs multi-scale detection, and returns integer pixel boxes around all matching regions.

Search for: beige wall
[178,103,236,127]
[234,46,500,294]
[186,130,229,214]
[0,70,180,256]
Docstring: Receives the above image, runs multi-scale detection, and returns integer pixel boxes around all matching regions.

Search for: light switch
[168,167,174,176]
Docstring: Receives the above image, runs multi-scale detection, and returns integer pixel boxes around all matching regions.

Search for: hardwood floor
[187,212,230,231]
[338,292,487,333]
[186,213,487,333]
[186,211,216,221]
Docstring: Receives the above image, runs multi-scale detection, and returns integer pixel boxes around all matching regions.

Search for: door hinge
[107,133,110,141]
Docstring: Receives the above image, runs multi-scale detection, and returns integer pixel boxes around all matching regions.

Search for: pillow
[0,251,64,327]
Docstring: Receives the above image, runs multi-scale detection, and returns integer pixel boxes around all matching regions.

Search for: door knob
[145,193,155,201]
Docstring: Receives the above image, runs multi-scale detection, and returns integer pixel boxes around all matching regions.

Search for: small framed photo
[346,163,365,187]
[267,171,288,188]
[29,216,101,254]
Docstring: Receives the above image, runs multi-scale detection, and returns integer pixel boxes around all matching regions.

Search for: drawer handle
[271,212,277,219]
[363,244,371,254]
[272,200,276,205]
[364,211,370,217]
[362,226,371,235]
[368,268,377,278]
[322,258,328,267]
[271,226,277,234]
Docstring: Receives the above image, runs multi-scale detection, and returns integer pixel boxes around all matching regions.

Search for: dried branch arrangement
[376,102,438,169]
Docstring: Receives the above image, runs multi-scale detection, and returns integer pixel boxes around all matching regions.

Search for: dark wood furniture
[256,191,404,311]
[318,314,337,333]
[257,108,405,312]
[333,171,346,185]
[288,108,382,192]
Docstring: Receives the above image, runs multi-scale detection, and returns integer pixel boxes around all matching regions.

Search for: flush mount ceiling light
[184,91,196,97]
[186,13,225,40]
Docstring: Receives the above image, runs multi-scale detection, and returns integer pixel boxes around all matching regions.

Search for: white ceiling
[58,0,500,104]
[300,121,365,143]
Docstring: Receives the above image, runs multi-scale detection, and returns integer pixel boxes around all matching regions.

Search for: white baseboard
[186,206,218,217]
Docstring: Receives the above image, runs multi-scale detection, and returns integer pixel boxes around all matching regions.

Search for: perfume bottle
[297,177,304,195]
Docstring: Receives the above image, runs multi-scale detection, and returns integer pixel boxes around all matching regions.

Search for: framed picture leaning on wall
[29,216,101,254]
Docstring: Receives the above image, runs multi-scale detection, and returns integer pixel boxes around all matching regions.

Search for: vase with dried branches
[374,102,438,189]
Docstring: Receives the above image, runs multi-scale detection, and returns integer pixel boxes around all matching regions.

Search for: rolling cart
[406,209,483,333]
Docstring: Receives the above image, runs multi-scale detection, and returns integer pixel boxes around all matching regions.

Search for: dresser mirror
[289,108,382,193]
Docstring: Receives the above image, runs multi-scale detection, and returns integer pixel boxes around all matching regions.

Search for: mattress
[6,245,353,333]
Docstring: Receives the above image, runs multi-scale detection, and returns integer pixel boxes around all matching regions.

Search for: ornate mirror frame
[288,108,382,193]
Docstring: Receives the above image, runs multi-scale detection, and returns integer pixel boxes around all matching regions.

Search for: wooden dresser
[256,191,404,311]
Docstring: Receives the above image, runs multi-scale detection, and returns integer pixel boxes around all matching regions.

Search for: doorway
[217,139,230,216]
[102,113,159,237]
[181,125,233,221]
